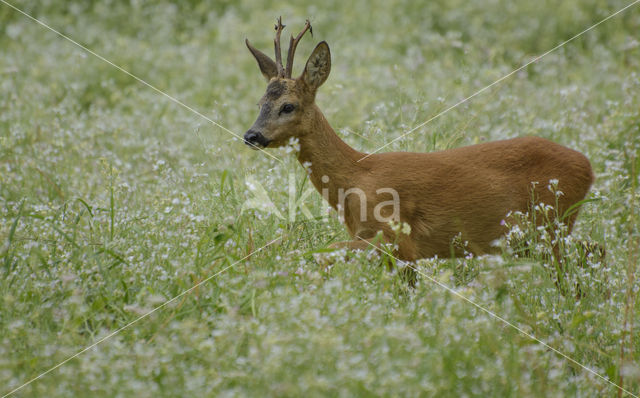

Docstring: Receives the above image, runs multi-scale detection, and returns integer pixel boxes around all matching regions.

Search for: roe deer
[243,18,594,262]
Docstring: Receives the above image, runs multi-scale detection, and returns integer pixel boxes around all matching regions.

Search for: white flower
[401,222,412,235]
[283,137,301,153]
[388,220,411,235]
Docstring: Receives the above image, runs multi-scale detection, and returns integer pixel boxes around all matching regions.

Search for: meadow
[1,0,639,396]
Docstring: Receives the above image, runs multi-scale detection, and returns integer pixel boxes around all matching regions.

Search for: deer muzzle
[244,129,271,150]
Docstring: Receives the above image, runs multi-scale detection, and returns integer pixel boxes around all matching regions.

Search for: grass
[1,0,639,396]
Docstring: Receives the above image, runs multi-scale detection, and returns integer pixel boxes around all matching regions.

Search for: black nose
[244,130,269,149]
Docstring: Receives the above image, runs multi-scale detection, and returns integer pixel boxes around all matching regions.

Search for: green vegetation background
[1,0,639,396]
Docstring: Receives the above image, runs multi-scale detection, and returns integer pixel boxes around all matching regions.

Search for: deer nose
[244,130,269,149]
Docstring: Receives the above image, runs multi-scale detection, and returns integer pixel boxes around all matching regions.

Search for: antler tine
[273,16,286,78]
[285,19,312,78]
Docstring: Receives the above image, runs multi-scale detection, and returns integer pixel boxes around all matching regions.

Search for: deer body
[244,20,594,261]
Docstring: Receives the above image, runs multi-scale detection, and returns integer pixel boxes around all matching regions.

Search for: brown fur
[245,37,594,261]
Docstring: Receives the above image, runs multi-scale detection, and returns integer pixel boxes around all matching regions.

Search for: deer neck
[297,105,366,210]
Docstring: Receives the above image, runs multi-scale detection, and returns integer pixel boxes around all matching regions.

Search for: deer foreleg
[328,239,373,251]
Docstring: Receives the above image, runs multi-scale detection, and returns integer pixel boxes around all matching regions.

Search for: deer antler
[271,18,313,79]
[273,17,286,78]
[285,19,312,78]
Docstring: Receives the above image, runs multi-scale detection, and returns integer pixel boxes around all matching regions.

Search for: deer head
[244,18,331,149]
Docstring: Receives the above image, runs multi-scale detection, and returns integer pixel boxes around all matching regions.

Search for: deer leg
[327,238,385,264]
[314,239,381,272]
[328,228,388,253]
[328,236,418,287]
[576,240,609,299]
[328,240,374,251]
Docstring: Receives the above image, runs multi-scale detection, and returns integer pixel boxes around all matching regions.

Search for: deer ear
[246,39,278,81]
[300,41,331,92]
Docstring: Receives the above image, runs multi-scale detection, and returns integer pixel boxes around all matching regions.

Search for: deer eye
[280,103,295,114]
